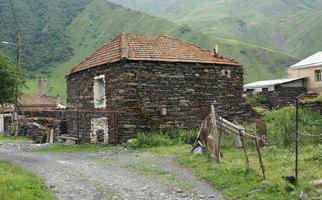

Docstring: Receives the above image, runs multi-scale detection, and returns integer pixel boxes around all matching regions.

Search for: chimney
[37,76,47,96]
[214,44,219,55]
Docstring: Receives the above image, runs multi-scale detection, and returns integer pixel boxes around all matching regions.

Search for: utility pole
[13,31,21,136]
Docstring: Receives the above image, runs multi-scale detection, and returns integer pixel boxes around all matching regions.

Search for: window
[255,88,263,93]
[268,86,275,92]
[315,69,321,82]
[221,69,231,78]
[93,75,106,108]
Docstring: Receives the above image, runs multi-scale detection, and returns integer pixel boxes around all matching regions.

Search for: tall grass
[264,106,322,146]
[128,129,196,149]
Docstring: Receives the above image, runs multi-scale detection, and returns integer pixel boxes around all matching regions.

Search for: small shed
[244,77,307,108]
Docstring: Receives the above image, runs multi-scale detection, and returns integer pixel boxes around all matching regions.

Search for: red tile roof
[69,33,240,75]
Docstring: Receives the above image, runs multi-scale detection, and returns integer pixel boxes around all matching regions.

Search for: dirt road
[0,143,224,200]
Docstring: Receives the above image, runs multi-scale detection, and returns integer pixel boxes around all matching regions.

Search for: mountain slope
[1,0,298,101]
[107,0,322,58]
[0,0,93,75]
[47,0,297,100]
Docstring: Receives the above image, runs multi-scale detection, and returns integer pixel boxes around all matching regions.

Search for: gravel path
[0,143,224,200]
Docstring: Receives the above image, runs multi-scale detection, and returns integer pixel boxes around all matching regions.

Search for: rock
[140,186,150,191]
[299,191,308,200]
[288,191,297,199]
[193,146,203,155]
[199,195,205,199]
[208,194,215,198]
[64,139,76,145]
[175,188,183,193]
[311,180,322,189]
[182,193,188,198]
[127,139,138,145]
[248,189,262,194]
[316,189,322,194]
[260,180,272,188]
[18,122,49,143]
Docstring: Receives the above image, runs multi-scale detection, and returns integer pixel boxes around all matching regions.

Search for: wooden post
[295,99,299,183]
[217,117,222,162]
[76,110,80,144]
[0,113,4,134]
[31,112,34,136]
[240,130,250,169]
[49,129,54,144]
[255,138,266,179]
[211,104,220,163]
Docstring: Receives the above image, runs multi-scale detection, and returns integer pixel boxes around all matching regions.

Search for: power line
[8,0,19,30]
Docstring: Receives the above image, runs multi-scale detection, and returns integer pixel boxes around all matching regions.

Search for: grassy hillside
[107,0,322,58]
[44,0,297,101]
[0,0,93,75]
[2,0,298,101]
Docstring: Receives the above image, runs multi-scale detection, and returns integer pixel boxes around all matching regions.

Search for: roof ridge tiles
[120,33,129,59]
[68,33,240,75]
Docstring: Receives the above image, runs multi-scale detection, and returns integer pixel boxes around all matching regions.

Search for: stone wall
[67,60,250,143]
[257,86,306,108]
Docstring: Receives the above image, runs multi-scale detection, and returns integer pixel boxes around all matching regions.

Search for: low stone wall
[247,86,306,109]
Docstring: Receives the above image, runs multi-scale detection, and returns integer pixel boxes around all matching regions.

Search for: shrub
[246,94,270,108]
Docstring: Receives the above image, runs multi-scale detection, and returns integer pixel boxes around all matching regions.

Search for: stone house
[244,77,307,108]
[66,33,249,144]
[288,52,322,94]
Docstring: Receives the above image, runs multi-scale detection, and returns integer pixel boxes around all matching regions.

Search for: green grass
[128,129,196,148]
[0,162,56,200]
[149,144,321,200]
[38,143,112,153]
[0,135,28,143]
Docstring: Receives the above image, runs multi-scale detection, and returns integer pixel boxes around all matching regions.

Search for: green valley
[107,0,322,58]
[1,0,299,100]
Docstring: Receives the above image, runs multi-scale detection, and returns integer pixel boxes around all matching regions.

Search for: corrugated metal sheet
[244,77,306,89]
[289,52,322,70]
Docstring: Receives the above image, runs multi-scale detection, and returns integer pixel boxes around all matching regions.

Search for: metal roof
[289,51,322,70]
[244,77,306,89]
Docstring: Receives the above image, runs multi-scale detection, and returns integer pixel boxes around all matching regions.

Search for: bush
[128,129,197,149]
[246,94,271,108]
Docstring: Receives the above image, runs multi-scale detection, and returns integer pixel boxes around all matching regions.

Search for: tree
[0,52,26,106]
